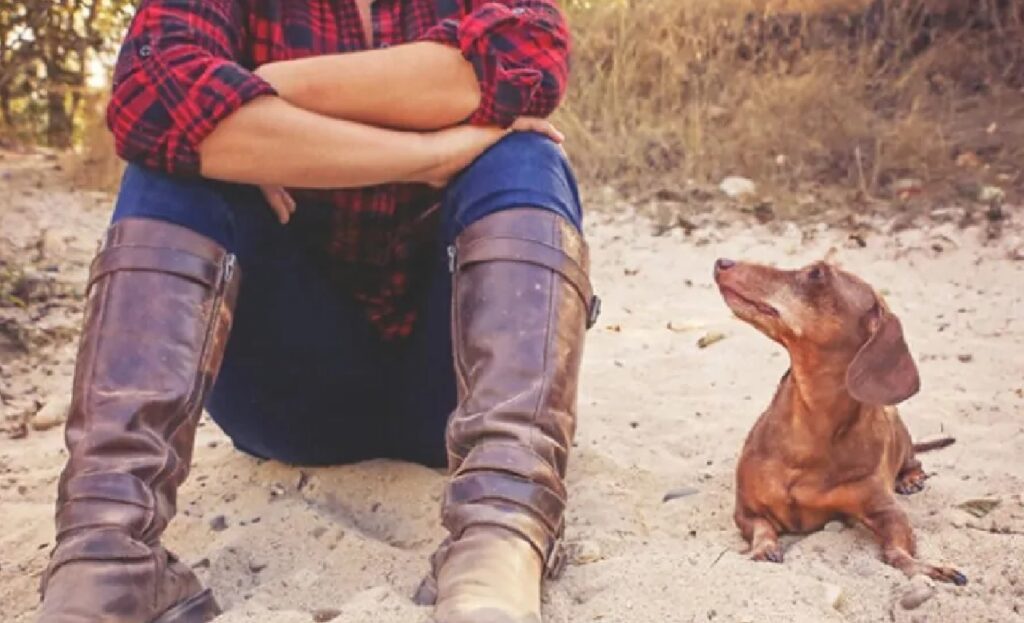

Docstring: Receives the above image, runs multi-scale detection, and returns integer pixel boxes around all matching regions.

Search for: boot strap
[445,442,567,552]
[41,527,156,594]
[453,237,601,329]
[442,456,567,579]
[88,245,229,292]
[446,471,565,534]
[55,472,157,540]
[458,440,567,497]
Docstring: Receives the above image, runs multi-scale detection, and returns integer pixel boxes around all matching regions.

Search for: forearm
[197,95,437,188]
[255,42,480,131]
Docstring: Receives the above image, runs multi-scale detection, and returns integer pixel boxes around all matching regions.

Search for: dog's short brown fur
[713,257,966,585]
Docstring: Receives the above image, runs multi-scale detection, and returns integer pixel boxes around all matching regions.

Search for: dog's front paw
[750,541,784,563]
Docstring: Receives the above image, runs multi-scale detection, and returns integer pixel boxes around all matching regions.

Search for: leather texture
[37,218,238,623]
[419,208,595,623]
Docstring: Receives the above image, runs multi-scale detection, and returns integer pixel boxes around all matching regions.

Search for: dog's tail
[913,437,956,453]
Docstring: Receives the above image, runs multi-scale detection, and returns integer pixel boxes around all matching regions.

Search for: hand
[418,117,565,189]
[259,184,297,224]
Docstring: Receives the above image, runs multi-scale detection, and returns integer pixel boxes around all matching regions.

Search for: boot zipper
[222,254,237,283]
[447,245,457,274]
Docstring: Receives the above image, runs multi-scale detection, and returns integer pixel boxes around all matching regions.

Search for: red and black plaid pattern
[106,0,570,340]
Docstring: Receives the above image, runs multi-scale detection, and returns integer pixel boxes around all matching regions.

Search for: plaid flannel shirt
[107,0,570,340]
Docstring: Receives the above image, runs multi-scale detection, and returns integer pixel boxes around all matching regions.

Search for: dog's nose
[715,258,735,272]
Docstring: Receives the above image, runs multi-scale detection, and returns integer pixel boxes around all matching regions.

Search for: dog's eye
[807,266,825,281]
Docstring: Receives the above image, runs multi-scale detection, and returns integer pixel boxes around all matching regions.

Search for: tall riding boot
[37,218,240,623]
[415,208,599,623]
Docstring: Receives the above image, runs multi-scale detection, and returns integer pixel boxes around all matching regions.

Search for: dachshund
[713,257,966,585]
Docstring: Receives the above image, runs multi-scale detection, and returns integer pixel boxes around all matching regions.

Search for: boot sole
[152,590,222,623]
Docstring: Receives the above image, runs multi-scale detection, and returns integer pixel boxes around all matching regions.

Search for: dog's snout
[715,258,736,272]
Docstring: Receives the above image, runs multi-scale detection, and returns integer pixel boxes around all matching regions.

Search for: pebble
[978,185,1005,205]
[697,332,726,349]
[823,583,844,610]
[899,577,936,610]
[569,540,603,565]
[311,608,342,622]
[823,520,845,533]
[209,515,229,532]
[719,176,757,198]
[30,400,69,431]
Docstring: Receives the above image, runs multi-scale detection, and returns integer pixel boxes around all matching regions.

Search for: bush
[556,0,1024,196]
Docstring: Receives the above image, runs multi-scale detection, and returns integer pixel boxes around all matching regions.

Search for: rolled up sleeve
[106,0,276,175]
[421,0,571,127]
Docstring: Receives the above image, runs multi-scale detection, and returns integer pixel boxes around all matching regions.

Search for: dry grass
[557,0,1024,199]
[62,90,124,193]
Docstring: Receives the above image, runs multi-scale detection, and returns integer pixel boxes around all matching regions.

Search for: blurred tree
[0,0,133,147]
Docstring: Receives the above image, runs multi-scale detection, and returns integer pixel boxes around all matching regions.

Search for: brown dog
[713,257,966,585]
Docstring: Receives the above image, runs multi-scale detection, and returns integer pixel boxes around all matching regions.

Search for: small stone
[822,583,844,610]
[957,354,973,363]
[978,185,1005,205]
[311,608,342,622]
[697,332,726,349]
[900,577,936,610]
[569,540,603,565]
[248,560,267,573]
[719,176,757,198]
[30,400,69,431]
[270,483,286,497]
[823,521,845,533]
[209,515,228,532]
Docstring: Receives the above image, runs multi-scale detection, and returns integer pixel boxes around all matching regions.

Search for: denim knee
[442,132,583,241]
[111,164,238,251]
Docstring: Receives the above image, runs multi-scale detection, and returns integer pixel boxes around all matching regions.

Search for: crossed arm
[107,0,570,200]
[198,43,500,193]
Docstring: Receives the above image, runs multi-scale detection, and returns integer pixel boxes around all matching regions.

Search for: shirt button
[139,44,153,58]
[512,7,526,15]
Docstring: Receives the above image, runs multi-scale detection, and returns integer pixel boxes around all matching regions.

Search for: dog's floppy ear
[846,305,920,405]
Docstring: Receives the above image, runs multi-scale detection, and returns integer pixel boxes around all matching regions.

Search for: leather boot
[37,218,240,623]
[415,208,599,623]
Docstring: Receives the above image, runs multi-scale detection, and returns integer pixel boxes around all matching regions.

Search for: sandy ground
[2,152,1023,623]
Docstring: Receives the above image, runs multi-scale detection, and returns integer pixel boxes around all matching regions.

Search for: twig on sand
[964,524,1024,537]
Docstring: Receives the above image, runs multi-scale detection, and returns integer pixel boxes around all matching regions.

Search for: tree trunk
[46,86,72,148]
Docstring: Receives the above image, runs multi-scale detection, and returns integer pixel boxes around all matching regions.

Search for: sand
[1,152,1022,622]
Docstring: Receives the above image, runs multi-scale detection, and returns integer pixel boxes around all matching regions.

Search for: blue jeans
[110,133,583,467]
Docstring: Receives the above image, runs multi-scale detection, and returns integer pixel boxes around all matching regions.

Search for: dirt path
[2,153,1022,622]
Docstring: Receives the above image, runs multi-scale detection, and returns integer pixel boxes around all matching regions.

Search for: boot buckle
[544,537,568,579]
[586,295,602,330]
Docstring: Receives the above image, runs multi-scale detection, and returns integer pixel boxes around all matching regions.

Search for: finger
[260,186,291,224]
[281,188,297,214]
[272,199,291,224]
[511,118,564,143]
